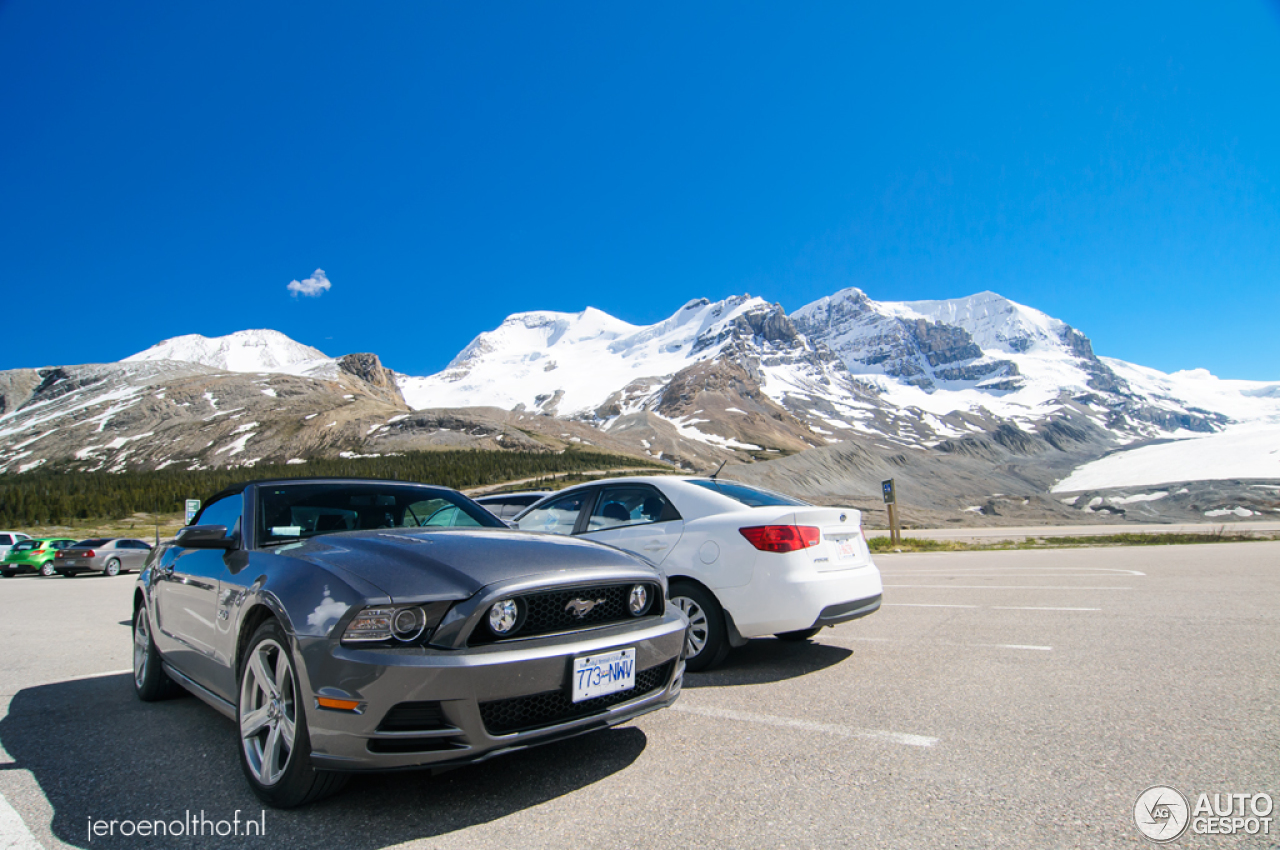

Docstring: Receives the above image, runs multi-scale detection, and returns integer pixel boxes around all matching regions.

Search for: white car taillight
[739,525,821,553]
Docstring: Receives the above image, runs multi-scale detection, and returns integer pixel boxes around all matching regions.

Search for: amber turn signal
[316,696,361,711]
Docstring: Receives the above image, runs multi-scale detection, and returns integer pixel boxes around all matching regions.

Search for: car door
[578,485,685,567]
[152,494,241,691]
[121,539,152,570]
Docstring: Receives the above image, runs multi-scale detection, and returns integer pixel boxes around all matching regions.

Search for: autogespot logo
[1134,786,1191,843]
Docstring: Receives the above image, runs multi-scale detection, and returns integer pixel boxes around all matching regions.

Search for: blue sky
[2,1,1277,380]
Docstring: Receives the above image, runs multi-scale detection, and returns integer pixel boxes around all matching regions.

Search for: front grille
[469,582,663,645]
[479,659,675,735]
[377,701,448,732]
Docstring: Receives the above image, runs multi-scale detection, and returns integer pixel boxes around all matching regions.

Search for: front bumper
[296,602,687,772]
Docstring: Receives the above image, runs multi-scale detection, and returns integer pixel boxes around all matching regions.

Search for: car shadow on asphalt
[682,638,853,689]
[0,673,648,850]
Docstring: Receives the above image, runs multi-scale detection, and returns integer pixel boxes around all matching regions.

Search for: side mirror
[175,525,237,550]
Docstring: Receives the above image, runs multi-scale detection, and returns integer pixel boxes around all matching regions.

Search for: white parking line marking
[883,584,1132,590]
[885,604,1100,611]
[829,636,1053,652]
[0,792,43,850]
[992,606,1101,612]
[880,568,1145,576]
[673,704,938,748]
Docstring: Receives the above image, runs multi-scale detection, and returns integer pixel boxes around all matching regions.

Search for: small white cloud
[287,269,331,297]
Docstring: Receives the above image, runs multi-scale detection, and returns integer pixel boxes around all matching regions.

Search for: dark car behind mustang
[132,478,687,807]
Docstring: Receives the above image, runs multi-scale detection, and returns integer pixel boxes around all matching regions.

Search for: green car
[1,538,78,577]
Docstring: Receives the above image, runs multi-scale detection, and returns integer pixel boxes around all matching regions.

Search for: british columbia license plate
[834,535,859,559]
[571,648,636,702]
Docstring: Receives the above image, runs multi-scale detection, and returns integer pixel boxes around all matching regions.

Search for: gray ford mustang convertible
[132,478,687,807]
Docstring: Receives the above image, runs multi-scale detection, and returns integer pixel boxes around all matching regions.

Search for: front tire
[104,558,122,577]
[237,620,347,808]
[670,582,730,672]
[134,605,182,701]
[39,562,55,577]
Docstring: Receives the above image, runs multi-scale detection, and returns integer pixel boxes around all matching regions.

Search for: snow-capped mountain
[124,329,339,379]
[399,297,805,416]
[2,286,1277,526]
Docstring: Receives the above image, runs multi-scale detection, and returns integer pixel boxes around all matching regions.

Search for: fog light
[392,606,426,641]
[489,599,521,635]
[628,584,650,616]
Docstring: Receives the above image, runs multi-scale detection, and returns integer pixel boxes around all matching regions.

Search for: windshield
[75,539,110,547]
[256,481,504,545]
[11,540,39,552]
[688,479,809,507]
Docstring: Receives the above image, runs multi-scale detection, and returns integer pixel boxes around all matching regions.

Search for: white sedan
[514,476,882,670]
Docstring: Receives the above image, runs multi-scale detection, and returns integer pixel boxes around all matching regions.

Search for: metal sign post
[881,479,900,545]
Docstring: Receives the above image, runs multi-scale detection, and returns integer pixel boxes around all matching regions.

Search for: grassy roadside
[867,529,1280,553]
[16,512,189,545]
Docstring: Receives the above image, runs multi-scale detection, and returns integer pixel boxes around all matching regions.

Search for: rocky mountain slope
[1,289,1276,525]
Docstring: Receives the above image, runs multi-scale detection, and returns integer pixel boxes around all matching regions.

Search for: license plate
[571,648,636,702]
[65,559,86,566]
[834,535,860,559]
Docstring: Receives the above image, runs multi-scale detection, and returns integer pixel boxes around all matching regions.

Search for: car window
[586,486,676,532]
[257,481,502,545]
[0,535,11,545]
[194,494,244,540]
[688,479,809,507]
[11,540,37,552]
[516,492,588,535]
[418,505,485,528]
[76,538,110,547]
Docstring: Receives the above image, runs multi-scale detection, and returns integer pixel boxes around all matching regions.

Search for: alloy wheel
[133,609,151,689]
[239,639,298,787]
[673,595,708,658]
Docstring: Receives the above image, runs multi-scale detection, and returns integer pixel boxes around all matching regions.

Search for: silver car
[133,478,687,807]
[54,538,153,577]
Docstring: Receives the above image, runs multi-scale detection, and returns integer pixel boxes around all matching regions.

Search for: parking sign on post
[185,499,201,525]
[881,479,900,545]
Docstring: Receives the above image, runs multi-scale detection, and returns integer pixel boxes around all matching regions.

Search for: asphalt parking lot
[2,543,1277,849]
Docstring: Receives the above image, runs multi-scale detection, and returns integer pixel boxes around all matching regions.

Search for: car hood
[273,528,649,601]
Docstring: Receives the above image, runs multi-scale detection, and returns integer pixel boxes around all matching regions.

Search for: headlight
[628,584,651,616]
[343,604,440,645]
[392,606,426,641]
[488,599,521,636]
[343,608,395,642]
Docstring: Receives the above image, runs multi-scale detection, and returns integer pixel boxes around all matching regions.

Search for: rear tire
[104,558,122,577]
[669,582,730,672]
[0,571,13,578]
[237,620,348,808]
[133,605,182,701]
[775,627,822,642]
[39,562,54,577]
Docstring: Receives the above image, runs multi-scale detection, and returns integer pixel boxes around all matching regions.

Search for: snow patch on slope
[1053,423,1280,491]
